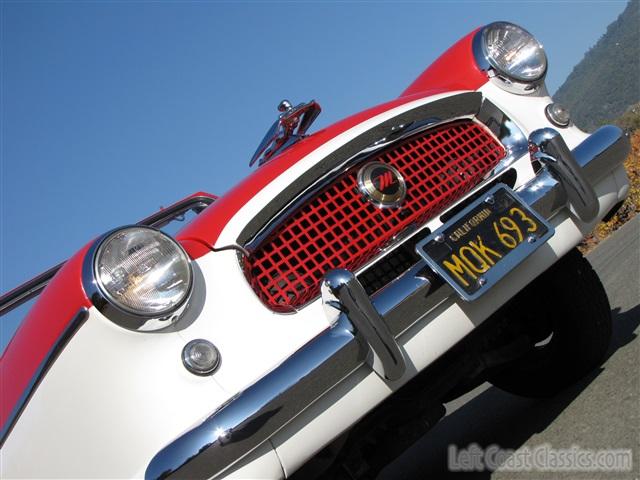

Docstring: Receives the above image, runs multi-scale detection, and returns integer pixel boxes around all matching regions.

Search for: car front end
[0,21,630,479]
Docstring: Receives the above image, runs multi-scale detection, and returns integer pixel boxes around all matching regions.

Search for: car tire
[489,248,612,398]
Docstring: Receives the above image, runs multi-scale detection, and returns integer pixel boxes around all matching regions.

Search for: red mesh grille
[246,120,505,311]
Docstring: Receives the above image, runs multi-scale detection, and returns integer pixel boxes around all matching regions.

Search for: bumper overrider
[145,126,629,479]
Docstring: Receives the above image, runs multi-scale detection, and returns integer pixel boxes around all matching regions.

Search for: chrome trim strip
[322,270,406,381]
[243,98,528,254]
[529,128,599,222]
[471,27,491,72]
[515,125,629,220]
[146,126,629,479]
[371,262,432,318]
[0,263,64,317]
[573,125,630,184]
[238,92,486,247]
[243,115,472,252]
[0,307,89,447]
[138,194,216,230]
[478,104,529,177]
[145,315,365,480]
[516,169,566,220]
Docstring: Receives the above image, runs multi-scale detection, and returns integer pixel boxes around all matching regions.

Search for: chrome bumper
[519,125,629,223]
[145,126,629,480]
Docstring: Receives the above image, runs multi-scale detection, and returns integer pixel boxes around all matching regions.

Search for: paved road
[380,215,640,479]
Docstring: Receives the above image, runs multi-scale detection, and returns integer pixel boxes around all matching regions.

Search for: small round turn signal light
[545,103,571,128]
[182,339,221,376]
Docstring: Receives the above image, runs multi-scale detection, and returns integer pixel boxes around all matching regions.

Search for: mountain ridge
[554,0,640,131]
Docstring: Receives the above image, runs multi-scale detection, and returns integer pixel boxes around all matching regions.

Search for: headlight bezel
[473,21,548,94]
[82,225,194,332]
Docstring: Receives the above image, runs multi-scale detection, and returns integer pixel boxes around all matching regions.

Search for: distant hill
[554,0,640,132]
[616,102,640,131]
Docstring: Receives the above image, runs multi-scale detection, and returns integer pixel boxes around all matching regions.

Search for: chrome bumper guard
[145,126,629,480]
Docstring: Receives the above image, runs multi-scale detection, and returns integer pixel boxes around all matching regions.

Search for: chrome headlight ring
[82,226,194,332]
[473,21,548,95]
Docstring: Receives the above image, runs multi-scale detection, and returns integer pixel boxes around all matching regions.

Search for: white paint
[478,82,590,149]
[1,80,629,479]
[214,91,475,248]
[270,178,622,476]
[1,307,231,479]
[176,249,331,396]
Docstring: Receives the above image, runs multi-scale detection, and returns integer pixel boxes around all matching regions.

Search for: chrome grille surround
[241,95,528,312]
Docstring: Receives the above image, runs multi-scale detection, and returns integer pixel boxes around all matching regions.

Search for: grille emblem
[357,162,406,208]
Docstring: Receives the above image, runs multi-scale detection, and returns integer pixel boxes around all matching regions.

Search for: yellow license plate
[415,184,554,300]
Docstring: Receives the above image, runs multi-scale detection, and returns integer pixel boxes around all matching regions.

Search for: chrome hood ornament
[249,99,321,167]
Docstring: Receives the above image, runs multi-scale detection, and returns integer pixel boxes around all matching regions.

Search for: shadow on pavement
[378,304,640,479]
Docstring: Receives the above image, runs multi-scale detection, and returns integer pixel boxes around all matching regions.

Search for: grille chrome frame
[244,119,512,311]
[244,115,471,252]
[244,99,526,252]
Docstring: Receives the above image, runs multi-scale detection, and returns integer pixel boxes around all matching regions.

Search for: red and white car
[0,22,630,479]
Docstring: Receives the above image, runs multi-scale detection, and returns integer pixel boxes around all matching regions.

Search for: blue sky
[0,0,628,349]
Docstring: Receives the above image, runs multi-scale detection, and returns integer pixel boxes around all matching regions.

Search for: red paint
[246,121,505,310]
[178,238,213,259]
[0,190,219,437]
[0,27,490,433]
[178,28,488,255]
[376,171,396,191]
[176,90,452,254]
[1,243,92,434]
[401,29,488,97]
[187,191,218,200]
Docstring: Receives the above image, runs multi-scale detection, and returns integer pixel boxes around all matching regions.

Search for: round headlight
[480,22,547,83]
[92,226,193,330]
